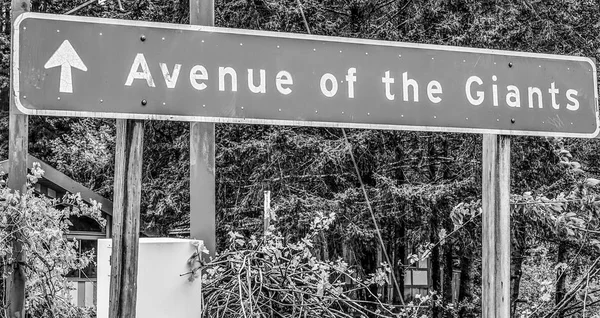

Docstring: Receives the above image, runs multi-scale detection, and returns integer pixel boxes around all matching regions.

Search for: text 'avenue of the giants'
[126,53,581,112]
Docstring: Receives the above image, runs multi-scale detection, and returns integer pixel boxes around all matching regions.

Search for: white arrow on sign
[44,40,87,93]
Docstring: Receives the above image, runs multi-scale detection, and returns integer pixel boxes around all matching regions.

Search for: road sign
[13,13,599,137]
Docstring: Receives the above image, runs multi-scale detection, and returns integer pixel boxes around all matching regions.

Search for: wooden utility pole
[482,134,511,317]
[190,0,216,257]
[7,0,30,317]
[109,119,144,318]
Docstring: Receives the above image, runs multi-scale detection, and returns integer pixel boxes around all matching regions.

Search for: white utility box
[97,238,203,318]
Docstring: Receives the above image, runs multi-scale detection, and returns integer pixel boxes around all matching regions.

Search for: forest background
[2,0,600,317]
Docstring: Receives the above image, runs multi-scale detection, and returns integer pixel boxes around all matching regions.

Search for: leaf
[540,293,552,302]
[450,209,463,228]
[408,254,419,265]
[569,217,584,227]
[234,239,245,246]
[555,262,568,272]
[438,228,447,246]
[316,281,324,297]
[572,168,585,175]
[585,178,600,187]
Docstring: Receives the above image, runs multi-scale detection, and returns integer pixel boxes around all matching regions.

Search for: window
[66,216,105,281]
[69,215,103,232]
[66,239,98,280]
[404,243,431,301]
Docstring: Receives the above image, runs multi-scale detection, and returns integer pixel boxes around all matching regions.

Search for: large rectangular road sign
[13,13,599,137]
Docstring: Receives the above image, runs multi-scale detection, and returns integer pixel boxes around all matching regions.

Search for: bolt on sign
[13,13,599,137]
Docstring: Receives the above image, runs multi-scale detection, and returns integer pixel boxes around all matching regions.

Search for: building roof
[0,155,113,216]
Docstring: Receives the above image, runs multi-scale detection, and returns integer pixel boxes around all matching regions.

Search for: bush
[189,211,436,318]
[0,164,103,317]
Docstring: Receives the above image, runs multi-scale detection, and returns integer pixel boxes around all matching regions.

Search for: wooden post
[482,134,511,317]
[190,0,216,256]
[109,119,144,318]
[263,190,271,233]
[7,0,30,317]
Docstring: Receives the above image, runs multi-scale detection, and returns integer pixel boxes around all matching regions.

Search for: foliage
[0,164,103,317]
[190,211,448,317]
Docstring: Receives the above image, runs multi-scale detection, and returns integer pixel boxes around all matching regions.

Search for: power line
[295,0,405,305]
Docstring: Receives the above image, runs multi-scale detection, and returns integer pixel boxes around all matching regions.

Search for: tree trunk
[396,220,406,303]
[441,129,454,317]
[511,252,525,317]
[458,247,474,318]
[377,246,384,300]
[430,213,442,318]
[342,243,356,298]
[442,224,454,317]
[555,242,568,318]
[393,140,407,304]
[321,232,329,262]
[511,218,527,317]
[427,139,442,318]
[388,243,394,303]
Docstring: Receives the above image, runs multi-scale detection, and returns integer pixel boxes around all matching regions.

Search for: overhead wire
[295,0,405,306]
[64,0,97,15]
[63,0,124,15]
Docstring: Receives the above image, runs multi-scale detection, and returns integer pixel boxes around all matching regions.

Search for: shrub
[189,211,436,317]
[0,164,103,317]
